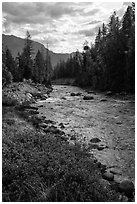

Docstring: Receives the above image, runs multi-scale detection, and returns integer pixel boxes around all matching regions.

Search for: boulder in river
[38,104,44,107]
[83,95,94,100]
[118,180,134,198]
[61,97,66,100]
[59,123,65,129]
[97,145,105,151]
[100,98,107,102]
[90,137,101,143]
[70,93,76,96]
[70,92,82,96]
[102,171,114,181]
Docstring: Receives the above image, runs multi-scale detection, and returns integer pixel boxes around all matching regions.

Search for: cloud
[2,2,130,53]
[75,25,100,37]
[35,2,79,19]
[88,20,102,25]
[79,29,95,37]
[84,8,100,16]
[36,37,59,48]
[3,3,50,25]
[2,2,85,25]
[123,2,132,6]
[60,38,66,42]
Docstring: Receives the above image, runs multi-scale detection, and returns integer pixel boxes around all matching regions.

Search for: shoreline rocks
[83,95,94,100]
[70,92,82,96]
[118,180,135,198]
[102,171,114,181]
[90,137,101,143]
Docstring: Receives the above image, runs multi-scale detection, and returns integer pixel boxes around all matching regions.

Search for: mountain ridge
[2,34,70,68]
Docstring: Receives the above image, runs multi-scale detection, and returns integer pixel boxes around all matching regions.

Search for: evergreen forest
[53,4,135,92]
[2,31,52,87]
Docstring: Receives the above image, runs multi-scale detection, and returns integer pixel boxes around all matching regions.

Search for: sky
[2,1,132,53]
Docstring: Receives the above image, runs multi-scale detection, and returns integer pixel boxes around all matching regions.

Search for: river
[36,85,135,184]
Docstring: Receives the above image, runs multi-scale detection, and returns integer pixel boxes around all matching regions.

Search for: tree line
[2,31,52,87]
[53,3,135,93]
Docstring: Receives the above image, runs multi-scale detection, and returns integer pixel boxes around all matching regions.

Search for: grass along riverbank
[2,82,133,202]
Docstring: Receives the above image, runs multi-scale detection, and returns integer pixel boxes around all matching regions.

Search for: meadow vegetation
[2,83,121,202]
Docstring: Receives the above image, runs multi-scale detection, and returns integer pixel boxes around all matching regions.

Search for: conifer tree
[34,50,45,83]
[45,49,52,85]
[5,47,17,81]
[19,31,33,80]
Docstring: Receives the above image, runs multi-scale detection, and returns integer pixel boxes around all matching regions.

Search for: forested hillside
[2,31,53,86]
[2,34,70,68]
[53,3,135,92]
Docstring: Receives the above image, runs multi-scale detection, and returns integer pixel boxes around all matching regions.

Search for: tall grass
[2,107,120,202]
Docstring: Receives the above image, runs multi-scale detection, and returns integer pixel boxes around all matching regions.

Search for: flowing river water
[36,85,135,184]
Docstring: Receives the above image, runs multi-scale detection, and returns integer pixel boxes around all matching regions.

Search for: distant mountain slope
[2,34,70,68]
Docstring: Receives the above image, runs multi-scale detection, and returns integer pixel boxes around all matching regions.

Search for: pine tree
[2,63,13,87]
[5,47,17,81]
[34,50,45,83]
[102,23,107,38]
[20,31,33,80]
[2,48,13,86]
[95,27,102,49]
[121,4,135,91]
[45,48,52,85]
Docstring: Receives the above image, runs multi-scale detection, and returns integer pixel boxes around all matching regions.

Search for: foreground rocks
[119,180,135,198]
[102,171,114,181]
[2,81,52,107]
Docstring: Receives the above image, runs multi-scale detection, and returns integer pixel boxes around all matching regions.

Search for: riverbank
[52,78,76,86]
[2,82,134,201]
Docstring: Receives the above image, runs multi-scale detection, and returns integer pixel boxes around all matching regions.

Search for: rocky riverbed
[35,85,135,184]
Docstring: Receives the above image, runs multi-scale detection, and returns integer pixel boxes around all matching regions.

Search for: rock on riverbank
[2,81,53,106]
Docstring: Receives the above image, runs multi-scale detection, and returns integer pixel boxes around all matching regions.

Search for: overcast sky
[2,2,131,53]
